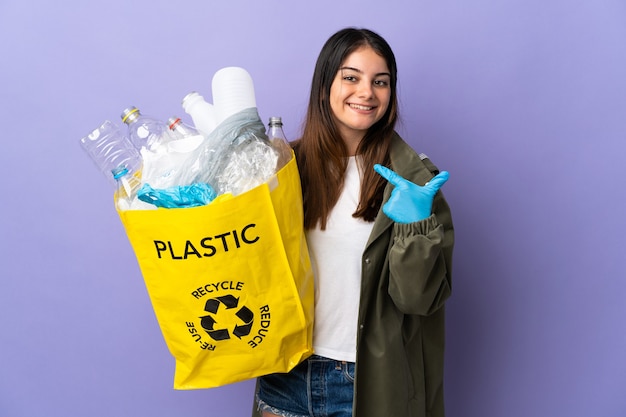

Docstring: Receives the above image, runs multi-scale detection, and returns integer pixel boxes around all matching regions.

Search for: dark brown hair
[294,27,399,230]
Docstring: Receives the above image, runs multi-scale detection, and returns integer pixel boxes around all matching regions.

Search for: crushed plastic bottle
[172,107,278,196]
[79,120,142,187]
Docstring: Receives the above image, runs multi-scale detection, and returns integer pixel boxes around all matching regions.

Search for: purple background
[1,1,625,416]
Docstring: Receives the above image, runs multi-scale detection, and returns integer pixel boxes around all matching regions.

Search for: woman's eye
[343,75,357,82]
[374,79,390,87]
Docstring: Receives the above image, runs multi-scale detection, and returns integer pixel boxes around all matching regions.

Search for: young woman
[254,27,454,417]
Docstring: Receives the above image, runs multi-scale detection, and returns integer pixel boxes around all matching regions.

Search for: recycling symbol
[200,294,254,341]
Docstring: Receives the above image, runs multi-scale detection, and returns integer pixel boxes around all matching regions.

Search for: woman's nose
[356,81,374,99]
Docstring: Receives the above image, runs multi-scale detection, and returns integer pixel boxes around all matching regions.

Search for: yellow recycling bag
[116,154,314,389]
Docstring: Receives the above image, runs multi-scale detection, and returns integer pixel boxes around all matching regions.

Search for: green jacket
[252,133,454,417]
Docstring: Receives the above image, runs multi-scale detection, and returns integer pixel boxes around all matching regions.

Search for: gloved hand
[374,164,449,223]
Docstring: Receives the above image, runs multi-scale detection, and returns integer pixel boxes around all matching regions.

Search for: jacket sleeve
[387,191,454,316]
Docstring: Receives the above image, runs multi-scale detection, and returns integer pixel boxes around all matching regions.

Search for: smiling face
[329,46,392,151]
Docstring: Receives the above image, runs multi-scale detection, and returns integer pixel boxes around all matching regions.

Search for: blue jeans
[256,355,355,417]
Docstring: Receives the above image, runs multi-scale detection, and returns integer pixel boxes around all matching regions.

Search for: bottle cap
[181,91,200,107]
[111,164,129,179]
[269,116,283,126]
[168,117,182,130]
[121,106,140,124]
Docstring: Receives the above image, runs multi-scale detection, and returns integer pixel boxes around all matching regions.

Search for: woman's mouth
[349,103,374,111]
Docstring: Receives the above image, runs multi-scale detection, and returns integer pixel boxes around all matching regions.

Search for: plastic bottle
[111,164,142,210]
[79,120,142,187]
[212,67,257,125]
[181,92,217,137]
[121,106,172,153]
[168,116,200,139]
[267,116,292,170]
[166,116,205,154]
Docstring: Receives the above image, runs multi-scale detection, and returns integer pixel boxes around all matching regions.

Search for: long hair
[294,27,399,230]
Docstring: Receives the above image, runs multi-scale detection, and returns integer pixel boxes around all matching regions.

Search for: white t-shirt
[305,156,374,362]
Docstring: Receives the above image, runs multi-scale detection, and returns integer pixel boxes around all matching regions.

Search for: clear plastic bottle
[168,116,201,139]
[79,120,142,187]
[166,116,205,154]
[121,106,172,153]
[267,116,292,170]
[111,164,142,210]
[181,92,217,137]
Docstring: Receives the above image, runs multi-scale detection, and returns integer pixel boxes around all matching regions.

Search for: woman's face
[329,46,391,145]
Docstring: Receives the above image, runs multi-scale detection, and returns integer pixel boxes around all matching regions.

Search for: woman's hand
[374,164,449,223]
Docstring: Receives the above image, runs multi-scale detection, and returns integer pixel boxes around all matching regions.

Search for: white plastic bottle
[181,92,217,137]
[212,67,257,125]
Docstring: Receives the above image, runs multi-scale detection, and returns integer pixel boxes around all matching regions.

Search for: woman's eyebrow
[340,66,391,77]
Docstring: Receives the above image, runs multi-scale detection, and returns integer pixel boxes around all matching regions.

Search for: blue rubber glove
[374,164,449,223]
